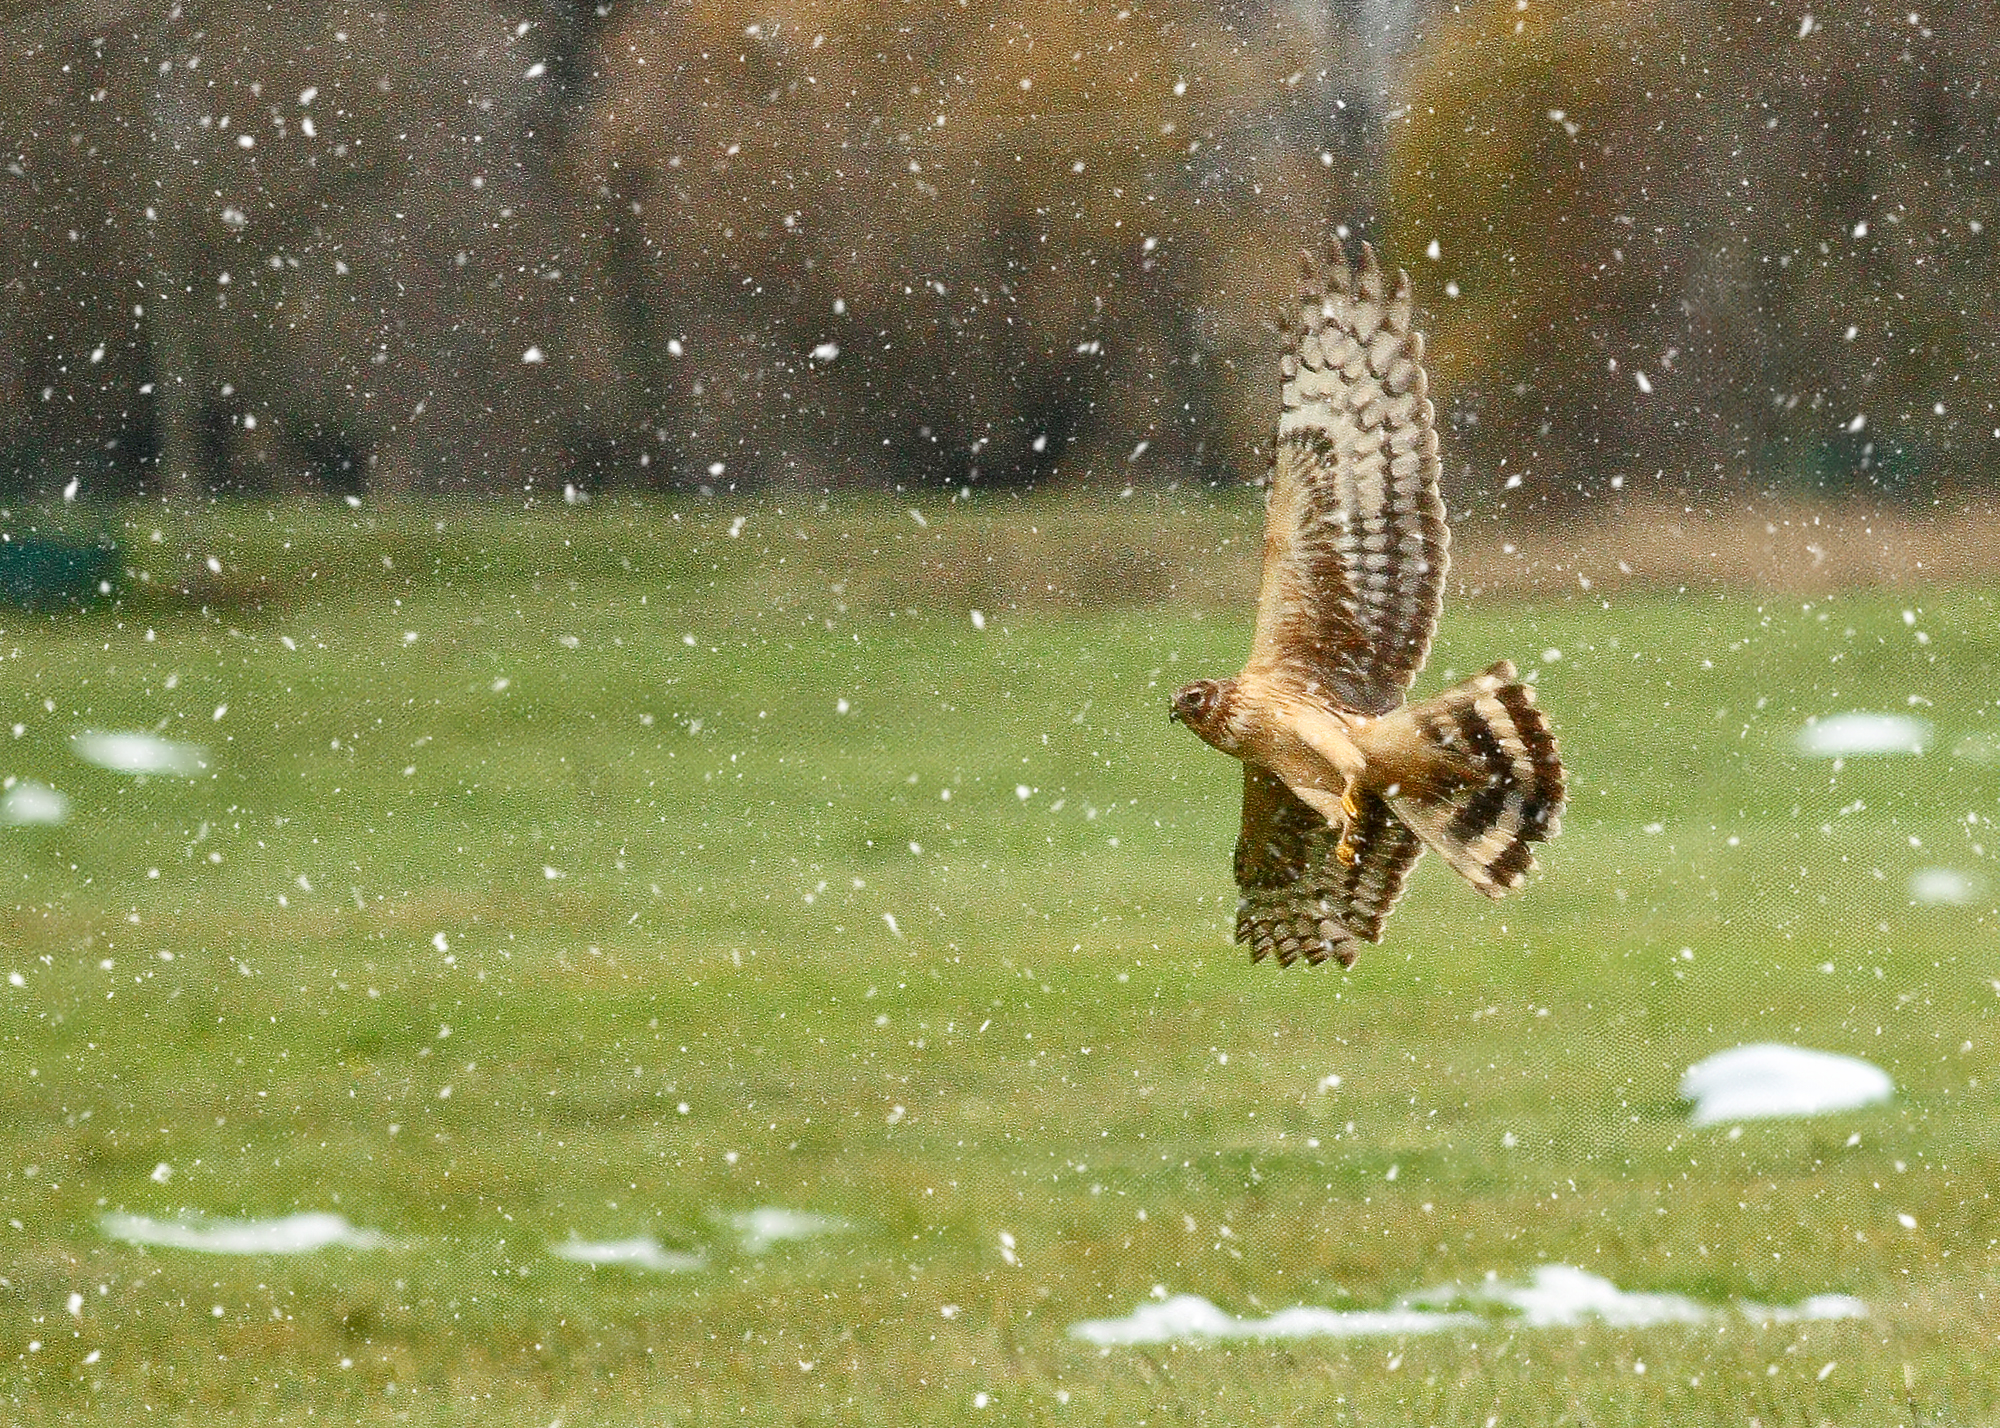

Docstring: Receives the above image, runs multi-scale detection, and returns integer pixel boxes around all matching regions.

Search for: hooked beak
[1168,705,1183,725]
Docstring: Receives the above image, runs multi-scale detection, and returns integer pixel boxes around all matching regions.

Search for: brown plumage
[1170,242,1566,969]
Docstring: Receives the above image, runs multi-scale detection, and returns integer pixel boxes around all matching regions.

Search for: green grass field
[3,495,1998,1424]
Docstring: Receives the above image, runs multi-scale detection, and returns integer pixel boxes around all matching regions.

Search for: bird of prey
[1169,241,1565,969]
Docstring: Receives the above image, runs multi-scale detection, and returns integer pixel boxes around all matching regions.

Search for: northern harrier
[1170,242,1565,969]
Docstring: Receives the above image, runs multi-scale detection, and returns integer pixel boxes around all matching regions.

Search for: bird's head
[1169,678,1235,749]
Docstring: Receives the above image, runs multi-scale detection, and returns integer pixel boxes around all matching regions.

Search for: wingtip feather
[1388,266,1416,333]
[1356,243,1385,303]
[1326,242,1353,297]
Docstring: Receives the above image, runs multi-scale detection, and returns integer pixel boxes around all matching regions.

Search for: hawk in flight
[1170,242,1565,969]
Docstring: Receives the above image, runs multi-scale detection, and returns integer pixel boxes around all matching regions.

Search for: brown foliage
[1388,0,2000,514]
[4,0,1995,510]
[2,2,615,497]
[576,0,1353,490]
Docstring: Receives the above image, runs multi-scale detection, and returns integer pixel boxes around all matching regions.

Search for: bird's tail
[1352,661,1565,898]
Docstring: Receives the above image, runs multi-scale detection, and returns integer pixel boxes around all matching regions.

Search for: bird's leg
[1335,778,1362,866]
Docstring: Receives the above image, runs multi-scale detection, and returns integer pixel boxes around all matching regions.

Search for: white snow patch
[1909,867,1983,907]
[1751,1292,1872,1323]
[1491,1265,1706,1327]
[729,1207,847,1254]
[1491,1265,1865,1328]
[549,1235,705,1272]
[1,780,69,826]
[1070,1295,1476,1345]
[1070,1265,1865,1346]
[1680,1043,1892,1126]
[1794,712,1929,756]
[101,1210,388,1255]
[71,730,209,777]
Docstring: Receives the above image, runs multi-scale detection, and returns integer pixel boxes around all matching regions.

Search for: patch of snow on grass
[1071,1266,1867,1346]
[549,1235,705,1272]
[1680,1043,1892,1126]
[1070,1294,1477,1346]
[0,780,68,826]
[1486,1266,1866,1328]
[1486,1265,1706,1327]
[1909,867,1983,906]
[100,1210,388,1254]
[71,730,209,776]
[1794,712,1929,756]
[1745,1292,1870,1323]
[730,1207,847,1254]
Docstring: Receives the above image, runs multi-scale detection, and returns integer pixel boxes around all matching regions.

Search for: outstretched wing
[1245,242,1449,717]
[1233,765,1423,968]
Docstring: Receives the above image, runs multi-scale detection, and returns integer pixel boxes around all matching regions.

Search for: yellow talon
[1340,786,1362,820]
[1336,835,1358,867]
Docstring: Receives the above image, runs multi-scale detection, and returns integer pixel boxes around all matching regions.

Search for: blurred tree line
[1390,0,2000,514]
[3,0,1994,512]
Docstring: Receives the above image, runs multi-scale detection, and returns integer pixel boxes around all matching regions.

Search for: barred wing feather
[1233,766,1423,968]
[1246,242,1449,717]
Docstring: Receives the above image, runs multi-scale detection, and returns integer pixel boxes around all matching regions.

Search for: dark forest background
[4,0,1996,515]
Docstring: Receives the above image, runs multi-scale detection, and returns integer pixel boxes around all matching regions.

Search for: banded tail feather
[1354,660,1565,899]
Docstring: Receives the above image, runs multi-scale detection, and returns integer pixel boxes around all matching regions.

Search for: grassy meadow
[3,493,1999,1424]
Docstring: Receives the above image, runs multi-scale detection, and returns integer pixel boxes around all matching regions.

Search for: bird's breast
[1246,691,1369,784]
